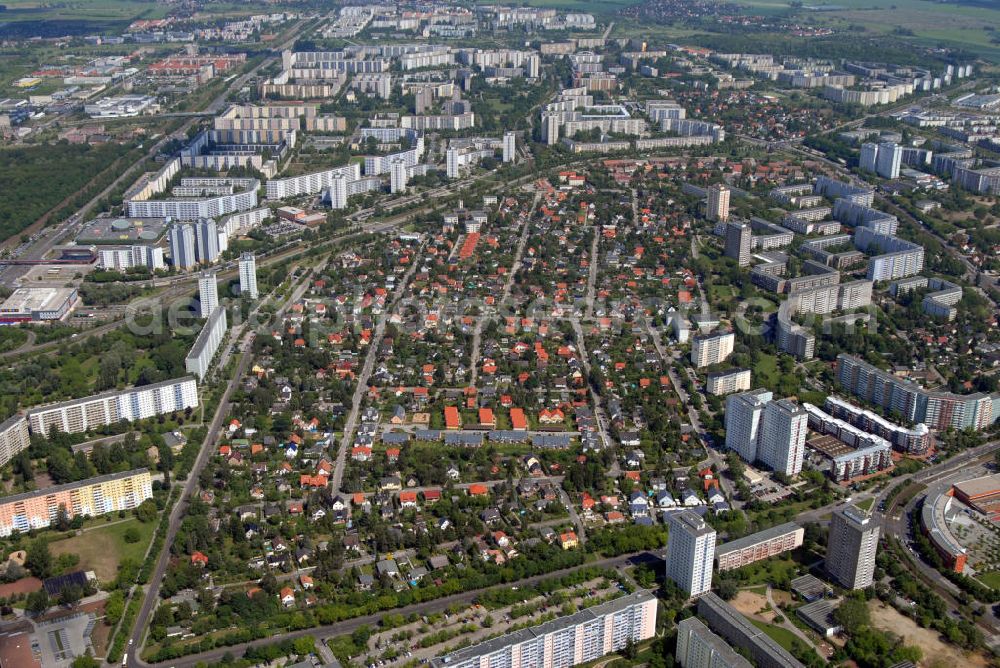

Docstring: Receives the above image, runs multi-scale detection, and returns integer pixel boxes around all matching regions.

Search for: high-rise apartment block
[0,416,30,469]
[676,617,752,668]
[430,591,657,668]
[185,306,228,381]
[503,131,516,163]
[26,377,198,436]
[697,593,804,668]
[329,173,348,210]
[0,469,153,536]
[691,331,735,368]
[859,142,879,173]
[665,510,716,597]
[723,221,751,267]
[707,184,731,222]
[725,389,773,464]
[390,159,408,194]
[876,141,902,180]
[169,223,197,270]
[706,368,751,396]
[837,353,999,432]
[758,399,808,476]
[715,522,804,572]
[239,252,259,299]
[198,272,219,318]
[826,504,879,589]
[195,218,220,264]
[857,141,902,179]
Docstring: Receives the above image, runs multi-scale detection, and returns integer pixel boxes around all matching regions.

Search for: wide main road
[135,550,663,668]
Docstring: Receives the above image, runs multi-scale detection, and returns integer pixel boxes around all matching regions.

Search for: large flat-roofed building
[697,593,804,668]
[26,377,198,437]
[952,474,1000,515]
[758,399,808,476]
[920,487,968,573]
[691,331,735,368]
[666,510,716,597]
[0,287,78,323]
[266,163,361,199]
[676,617,752,668]
[0,416,30,469]
[429,591,657,668]
[185,307,228,381]
[706,369,751,396]
[837,353,1000,432]
[716,522,804,572]
[0,468,152,536]
[725,389,773,465]
[806,433,893,482]
[826,504,879,589]
[823,395,930,455]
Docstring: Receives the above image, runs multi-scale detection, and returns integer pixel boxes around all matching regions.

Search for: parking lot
[359,578,625,668]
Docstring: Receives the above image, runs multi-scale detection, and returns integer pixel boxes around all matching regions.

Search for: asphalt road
[122,334,257,668]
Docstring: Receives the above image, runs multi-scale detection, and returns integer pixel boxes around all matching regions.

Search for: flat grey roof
[0,468,149,506]
[796,599,840,633]
[26,376,196,415]
[677,617,752,668]
[669,509,716,538]
[187,307,227,358]
[716,522,801,557]
[698,593,803,668]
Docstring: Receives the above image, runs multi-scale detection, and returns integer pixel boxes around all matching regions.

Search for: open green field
[48,517,157,583]
[475,0,633,13]
[726,0,1000,61]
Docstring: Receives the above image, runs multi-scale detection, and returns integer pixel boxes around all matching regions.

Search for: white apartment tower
[390,159,408,194]
[876,141,902,179]
[826,504,880,589]
[503,131,516,163]
[757,399,808,476]
[723,221,751,267]
[329,173,348,210]
[446,147,460,178]
[707,184,731,222]
[526,55,540,78]
[194,218,220,264]
[198,271,219,318]
[665,510,716,597]
[691,331,735,368]
[859,142,879,173]
[169,224,197,270]
[239,252,259,299]
[544,113,560,146]
[676,617,752,668]
[724,389,773,464]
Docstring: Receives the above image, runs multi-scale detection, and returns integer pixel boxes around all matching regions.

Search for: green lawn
[753,353,779,387]
[977,570,1000,590]
[733,557,802,587]
[750,619,800,652]
[856,498,874,511]
[48,516,157,583]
